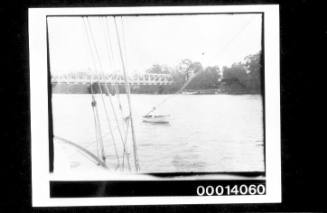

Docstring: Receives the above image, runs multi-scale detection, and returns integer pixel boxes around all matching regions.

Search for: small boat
[181,91,197,95]
[142,114,170,123]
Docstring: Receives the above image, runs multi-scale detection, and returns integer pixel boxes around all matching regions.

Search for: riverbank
[51,83,261,95]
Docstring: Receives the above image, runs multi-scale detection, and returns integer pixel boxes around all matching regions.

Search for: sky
[47,14,262,75]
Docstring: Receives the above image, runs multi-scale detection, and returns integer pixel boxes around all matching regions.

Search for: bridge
[51,73,173,86]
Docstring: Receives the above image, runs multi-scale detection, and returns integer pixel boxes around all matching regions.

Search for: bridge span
[51,73,173,86]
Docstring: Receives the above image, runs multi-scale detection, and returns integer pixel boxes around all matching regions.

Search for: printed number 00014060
[196,184,266,196]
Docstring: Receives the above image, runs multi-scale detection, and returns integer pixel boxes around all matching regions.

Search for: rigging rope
[82,17,107,163]
[67,128,123,171]
[54,16,140,171]
[114,16,140,171]
[102,16,132,170]
[104,17,130,138]
[114,84,125,121]
[145,66,202,116]
[120,16,129,73]
[123,118,131,171]
[145,18,255,116]
[91,97,100,160]
[86,17,132,167]
[94,96,106,162]
[77,16,139,171]
[105,17,128,130]
[103,17,126,121]
[218,17,255,64]
[83,16,138,171]
[102,17,127,126]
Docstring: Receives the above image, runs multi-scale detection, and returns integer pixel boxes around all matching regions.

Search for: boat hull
[142,115,170,123]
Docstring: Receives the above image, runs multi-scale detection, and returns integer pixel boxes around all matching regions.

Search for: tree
[146,64,170,74]
[223,62,247,82]
[220,51,262,93]
[186,66,220,90]
[244,51,262,92]
[168,69,186,93]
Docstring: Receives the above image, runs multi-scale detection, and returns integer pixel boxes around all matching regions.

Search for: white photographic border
[29,5,280,206]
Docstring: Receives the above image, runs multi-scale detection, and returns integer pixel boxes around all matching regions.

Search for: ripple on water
[53,94,265,173]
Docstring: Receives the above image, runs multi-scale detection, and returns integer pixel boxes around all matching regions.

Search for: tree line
[52,51,262,94]
[141,50,262,94]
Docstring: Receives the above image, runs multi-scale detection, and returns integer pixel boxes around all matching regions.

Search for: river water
[52,94,264,173]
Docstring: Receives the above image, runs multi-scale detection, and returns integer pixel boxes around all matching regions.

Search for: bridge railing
[51,73,173,85]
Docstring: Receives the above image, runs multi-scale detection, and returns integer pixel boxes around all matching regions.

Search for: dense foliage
[221,52,262,93]
[52,51,262,94]
[143,51,262,94]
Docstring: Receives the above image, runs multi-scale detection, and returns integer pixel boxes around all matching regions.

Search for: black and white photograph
[49,13,263,174]
[29,5,280,206]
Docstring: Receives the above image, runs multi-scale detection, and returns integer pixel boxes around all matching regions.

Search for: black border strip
[47,11,266,176]
[50,180,266,197]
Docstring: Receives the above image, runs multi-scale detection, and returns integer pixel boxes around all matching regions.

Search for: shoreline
[52,92,262,95]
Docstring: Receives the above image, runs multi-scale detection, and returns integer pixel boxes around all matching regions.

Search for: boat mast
[113,17,140,171]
